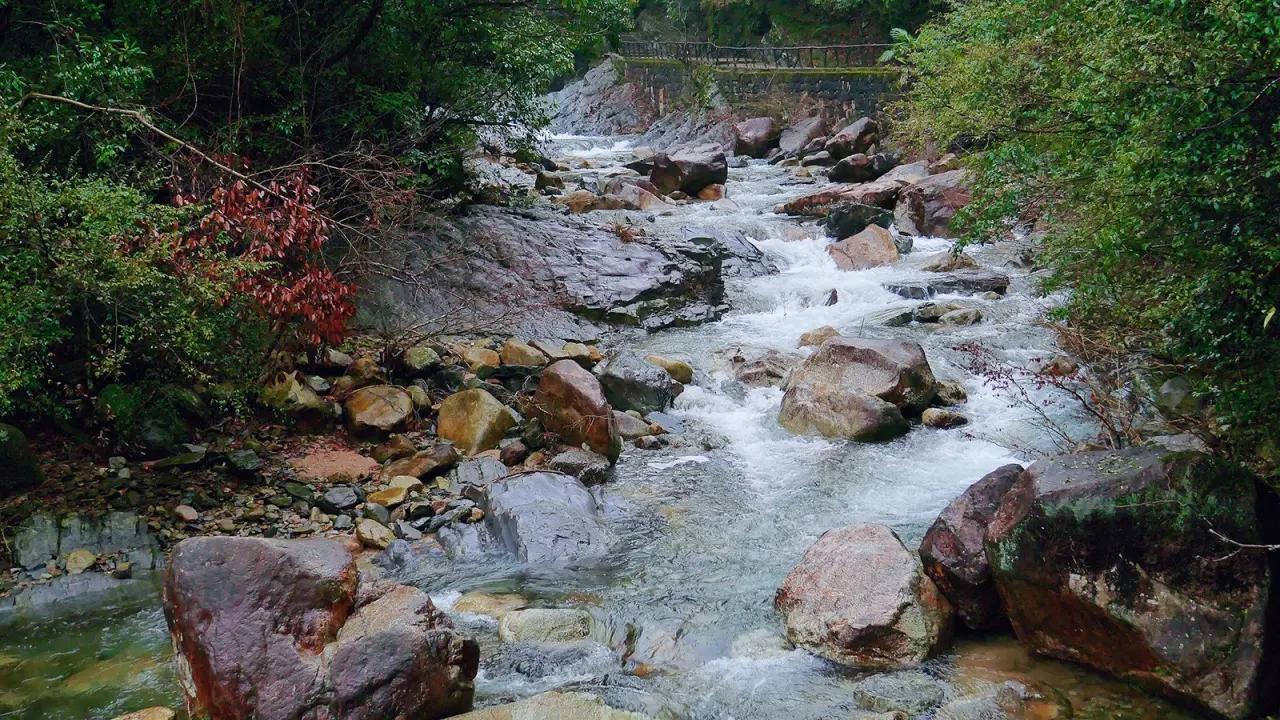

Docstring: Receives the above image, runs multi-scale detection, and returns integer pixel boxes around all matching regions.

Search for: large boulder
[649,146,728,196]
[824,117,879,159]
[827,225,900,270]
[775,524,953,670]
[163,536,478,720]
[824,202,894,240]
[595,351,683,414]
[986,447,1277,719]
[530,360,622,462]
[344,385,413,435]
[828,153,893,183]
[733,117,777,158]
[484,471,615,564]
[894,170,972,237]
[918,464,1024,631]
[778,116,828,155]
[438,389,515,455]
[778,338,936,441]
[0,423,41,496]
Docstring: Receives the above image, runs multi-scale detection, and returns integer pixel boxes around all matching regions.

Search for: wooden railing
[618,40,892,69]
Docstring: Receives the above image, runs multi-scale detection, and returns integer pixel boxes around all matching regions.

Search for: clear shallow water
[0,135,1203,719]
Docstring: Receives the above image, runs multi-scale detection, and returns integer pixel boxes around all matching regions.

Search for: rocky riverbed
[2,64,1272,720]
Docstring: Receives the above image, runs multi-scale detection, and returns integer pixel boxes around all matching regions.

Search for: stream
[0,133,1204,720]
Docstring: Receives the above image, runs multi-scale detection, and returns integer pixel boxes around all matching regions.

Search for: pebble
[356,518,395,549]
[174,505,199,523]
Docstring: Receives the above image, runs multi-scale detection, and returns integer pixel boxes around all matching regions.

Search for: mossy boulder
[985,447,1276,719]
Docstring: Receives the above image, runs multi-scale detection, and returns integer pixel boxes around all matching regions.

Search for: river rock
[595,351,683,414]
[482,471,614,564]
[613,410,655,440]
[727,347,802,388]
[402,345,442,374]
[0,423,41,496]
[939,308,982,326]
[380,443,461,481]
[452,691,651,720]
[824,202,894,240]
[779,116,828,155]
[497,608,593,643]
[372,206,726,339]
[885,269,1010,299]
[921,252,978,272]
[163,536,478,720]
[500,339,549,367]
[440,471,614,566]
[531,360,622,462]
[357,518,396,549]
[986,447,1275,719]
[829,153,893,183]
[611,183,669,211]
[779,337,936,440]
[733,117,776,158]
[935,380,968,406]
[775,523,953,670]
[798,325,841,348]
[344,385,413,435]
[919,464,1023,631]
[260,372,331,426]
[438,389,515,455]
[644,354,694,384]
[548,448,612,485]
[921,408,969,428]
[827,225,900,270]
[894,170,972,237]
[649,146,728,196]
[824,117,878,159]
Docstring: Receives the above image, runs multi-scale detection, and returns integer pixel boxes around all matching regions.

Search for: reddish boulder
[776,523,953,670]
[918,464,1023,630]
[733,116,777,158]
[778,116,828,155]
[986,447,1277,719]
[164,536,478,720]
[894,170,973,237]
[530,359,622,462]
[828,152,894,183]
[824,117,879,159]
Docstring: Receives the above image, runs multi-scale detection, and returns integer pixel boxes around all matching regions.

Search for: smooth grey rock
[595,351,683,414]
[483,471,614,565]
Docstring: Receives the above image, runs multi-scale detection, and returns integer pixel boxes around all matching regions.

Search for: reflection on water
[0,602,179,720]
[0,135,1207,719]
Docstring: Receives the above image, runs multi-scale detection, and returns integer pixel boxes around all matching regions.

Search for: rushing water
[0,134,1204,719]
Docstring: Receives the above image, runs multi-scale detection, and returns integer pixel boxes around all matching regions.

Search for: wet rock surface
[779,337,937,441]
[364,206,730,338]
[919,464,1023,630]
[776,523,953,670]
[163,535,479,720]
[986,447,1276,719]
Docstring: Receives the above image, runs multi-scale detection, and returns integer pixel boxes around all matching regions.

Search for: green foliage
[2,0,633,194]
[0,123,267,419]
[895,0,1280,469]
[641,0,937,44]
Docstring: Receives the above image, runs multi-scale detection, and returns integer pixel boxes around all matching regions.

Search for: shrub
[894,0,1280,471]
